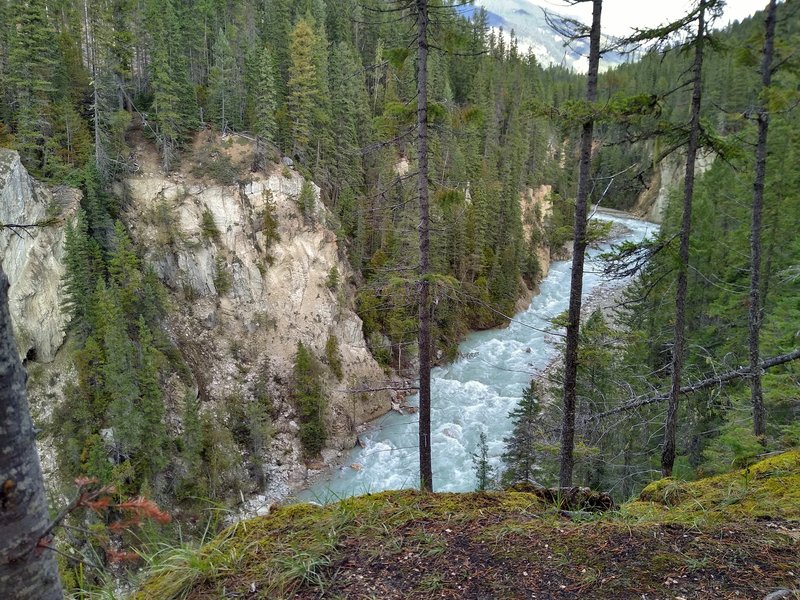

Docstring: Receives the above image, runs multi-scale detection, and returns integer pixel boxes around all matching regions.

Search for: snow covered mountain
[465,0,628,72]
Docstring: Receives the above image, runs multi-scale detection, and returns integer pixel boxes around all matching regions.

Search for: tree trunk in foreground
[559,0,603,489]
[749,0,777,440]
[662,0,707,478]
[0,267,63,599]
[416,0,433,492]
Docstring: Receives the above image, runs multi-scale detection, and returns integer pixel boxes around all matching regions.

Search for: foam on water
[298,213,657,502]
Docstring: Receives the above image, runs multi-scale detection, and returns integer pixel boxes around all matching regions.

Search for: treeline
[1,0,594,507]
[500,1,800,497]
[0,0,590,366]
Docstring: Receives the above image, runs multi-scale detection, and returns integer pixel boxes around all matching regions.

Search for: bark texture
[415,0,433,492]
[0,268,63,599]
[749,0,777,439]
[662,0,707,478]
[559,0,602,488]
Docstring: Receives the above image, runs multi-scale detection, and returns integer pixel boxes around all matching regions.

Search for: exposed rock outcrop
[0,150,79,363]
[121,161,391,498]
[632,150,715,223]
[516,184,555,312]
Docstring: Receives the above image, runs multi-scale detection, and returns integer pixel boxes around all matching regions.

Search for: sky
[543,0,765,36]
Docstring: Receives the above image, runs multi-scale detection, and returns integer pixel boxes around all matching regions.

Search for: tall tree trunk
[416,0,433,492]
[0,268,63,599]
[662,0,707,477]
[749,0,777,440]
[558,0,602,489]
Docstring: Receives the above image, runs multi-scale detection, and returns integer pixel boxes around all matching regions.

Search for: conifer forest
[0,0,799,597]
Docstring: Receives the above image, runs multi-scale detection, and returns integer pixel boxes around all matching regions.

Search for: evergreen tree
[292,342,326,456]
[473,431,494,491]
[6,0,57,174]
[559,0,603,488]
[146,0,196,169]
[747,0,778,439]
[207,27,238,133]
[249,45,277,167]
[502,382,544,486]
[136,317,168,478]
[98,283,142,461]
[63,211,103,335]
[661,0,721,477]
[287,18,320,160]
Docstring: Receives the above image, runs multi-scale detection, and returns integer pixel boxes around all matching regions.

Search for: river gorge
[299,212,657,501]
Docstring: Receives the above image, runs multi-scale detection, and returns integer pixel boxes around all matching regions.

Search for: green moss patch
[134,451,800,599]
[623,449,800,524]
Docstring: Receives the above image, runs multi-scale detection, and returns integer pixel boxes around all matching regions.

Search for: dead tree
[589,348,800,420]
[661,0,716,477]
[748,0,778,440]
[553,0,604,489]
[415,0,433,492]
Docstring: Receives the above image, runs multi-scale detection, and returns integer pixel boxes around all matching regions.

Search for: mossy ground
[134,451,800,599]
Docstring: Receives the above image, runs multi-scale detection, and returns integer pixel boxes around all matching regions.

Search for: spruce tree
[502,382,543,486]
[559,0,603,488]
[661,0,720,477]
[6,0,57,174]
[136,317,168,478]
[207,27,238,134]
[293,342,326,456]
[473,431,494,491]
[250,45,277,168]
[146,0,196,169]
[747,0,778,440]
[287,18,319,160]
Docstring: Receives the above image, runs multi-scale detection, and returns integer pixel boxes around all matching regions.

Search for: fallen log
[590,348,800,420]
[507,482,615,512]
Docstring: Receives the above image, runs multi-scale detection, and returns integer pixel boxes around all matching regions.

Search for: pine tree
[473,431,494,491]
[293,342,326,456]
[136,317,168,478]
[249,45,277,167]
[207,27,238,133]
[287,18,320,160]
[502,382,544,486]
[6,0,57,174]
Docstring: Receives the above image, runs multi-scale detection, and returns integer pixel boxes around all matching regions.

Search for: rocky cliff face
[1,143,391,501]
[120,162,390,498]
[0,150,79,363]
[633,151,715,223]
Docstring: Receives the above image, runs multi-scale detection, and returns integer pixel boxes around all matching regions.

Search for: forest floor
[133,450,800,599]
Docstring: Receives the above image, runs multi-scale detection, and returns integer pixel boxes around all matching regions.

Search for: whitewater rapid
[298,212,656,502]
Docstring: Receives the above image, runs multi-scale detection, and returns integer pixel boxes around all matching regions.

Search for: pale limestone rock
[122,163,391,498]
[0,150,79,362]
[633,150,715,224]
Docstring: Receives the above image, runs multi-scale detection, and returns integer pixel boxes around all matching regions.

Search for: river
[298,212,657,502]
